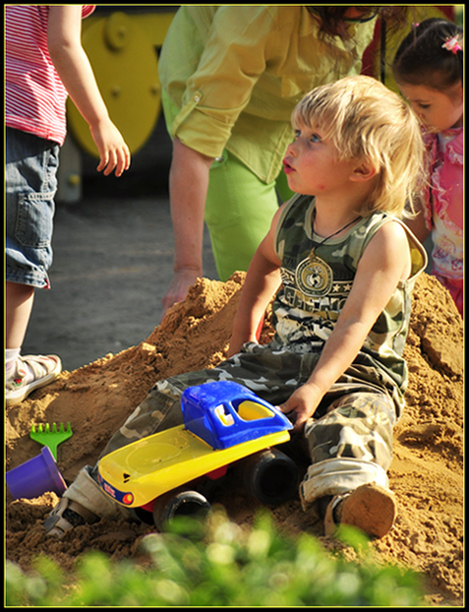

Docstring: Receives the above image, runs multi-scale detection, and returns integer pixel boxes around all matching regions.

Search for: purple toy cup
[6,446,67,499]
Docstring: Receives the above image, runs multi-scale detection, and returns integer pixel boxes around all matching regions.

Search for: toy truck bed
[98,381,293,509]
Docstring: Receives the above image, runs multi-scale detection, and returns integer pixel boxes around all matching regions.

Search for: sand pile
[5,272,463,606]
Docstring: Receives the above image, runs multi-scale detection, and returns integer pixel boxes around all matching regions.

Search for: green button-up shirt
[159,6,377,183]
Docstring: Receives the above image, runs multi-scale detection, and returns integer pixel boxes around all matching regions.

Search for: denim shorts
[6,127,60,288]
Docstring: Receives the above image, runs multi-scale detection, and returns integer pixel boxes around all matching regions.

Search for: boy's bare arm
[280,220,412,431]
[227,206,284,356]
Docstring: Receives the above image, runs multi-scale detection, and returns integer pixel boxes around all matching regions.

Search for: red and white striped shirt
[5,5,95,146]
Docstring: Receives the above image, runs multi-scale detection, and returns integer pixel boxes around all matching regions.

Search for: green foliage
[6,510,423,606]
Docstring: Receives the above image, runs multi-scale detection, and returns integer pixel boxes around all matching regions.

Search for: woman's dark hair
[392,18,463,92]
[308,6,408,40]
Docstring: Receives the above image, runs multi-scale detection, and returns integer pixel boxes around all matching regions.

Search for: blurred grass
[6,510,424,607]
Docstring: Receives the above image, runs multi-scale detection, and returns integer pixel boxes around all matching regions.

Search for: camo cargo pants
[64,342,400,518]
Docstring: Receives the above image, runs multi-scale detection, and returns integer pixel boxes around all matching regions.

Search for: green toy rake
[30,422,73,461]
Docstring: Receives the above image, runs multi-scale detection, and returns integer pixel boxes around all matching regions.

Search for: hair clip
[412,22,420,28]
[442,35,462,54]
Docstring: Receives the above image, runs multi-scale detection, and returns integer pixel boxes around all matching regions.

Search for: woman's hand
[161,267,201,321]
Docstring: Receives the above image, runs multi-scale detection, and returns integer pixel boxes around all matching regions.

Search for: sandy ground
[6,270,463,606]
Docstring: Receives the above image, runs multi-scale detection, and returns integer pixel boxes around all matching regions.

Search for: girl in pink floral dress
[393,18,463,317]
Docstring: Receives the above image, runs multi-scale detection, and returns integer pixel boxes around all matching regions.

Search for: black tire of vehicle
[152,489,212,532]
[131,506,154,525]
[241,448,299,506]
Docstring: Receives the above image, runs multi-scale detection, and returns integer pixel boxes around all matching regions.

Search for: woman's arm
[280,220,412,431]
[161,138,214,316]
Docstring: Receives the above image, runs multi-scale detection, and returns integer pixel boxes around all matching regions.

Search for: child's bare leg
[6,281,34,349]
[5,281,62,406]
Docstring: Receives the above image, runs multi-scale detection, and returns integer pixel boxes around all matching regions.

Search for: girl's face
[398,82,463,131]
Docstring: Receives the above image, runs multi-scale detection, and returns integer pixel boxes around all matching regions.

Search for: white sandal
[5,354,62,406]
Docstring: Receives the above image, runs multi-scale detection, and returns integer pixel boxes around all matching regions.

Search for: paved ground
[22,128,218,372]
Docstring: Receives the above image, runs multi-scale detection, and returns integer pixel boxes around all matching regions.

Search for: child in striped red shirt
[6,5,131,406]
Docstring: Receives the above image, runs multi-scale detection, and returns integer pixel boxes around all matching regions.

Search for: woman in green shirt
[159,6,407,315]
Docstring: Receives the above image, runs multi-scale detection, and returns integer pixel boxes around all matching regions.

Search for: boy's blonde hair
[292,75,425,217]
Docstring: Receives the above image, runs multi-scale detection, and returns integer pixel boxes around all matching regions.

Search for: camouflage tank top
[272,193,427,393]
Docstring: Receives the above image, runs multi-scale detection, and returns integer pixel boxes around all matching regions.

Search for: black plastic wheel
[152,489,212,532]
[241,447,299,506]
[132,506,154,525]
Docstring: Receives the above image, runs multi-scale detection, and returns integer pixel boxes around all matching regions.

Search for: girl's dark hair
[308,6,408,40]
[392,18,463,92]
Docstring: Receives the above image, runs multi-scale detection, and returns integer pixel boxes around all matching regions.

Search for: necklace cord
[312,213,361,248]
[310,212,361,261]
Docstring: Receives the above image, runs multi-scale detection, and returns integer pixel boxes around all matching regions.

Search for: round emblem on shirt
[295,255,333,297]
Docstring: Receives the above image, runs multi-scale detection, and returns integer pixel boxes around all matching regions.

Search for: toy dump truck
[97,381,298,530]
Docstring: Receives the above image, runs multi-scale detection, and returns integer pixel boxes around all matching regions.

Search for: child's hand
[90,119,131,177]
[279,382,323,432]
[226,334,258,358]
[227,318,264,358]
